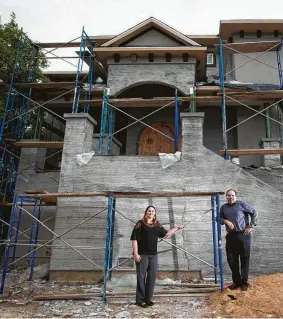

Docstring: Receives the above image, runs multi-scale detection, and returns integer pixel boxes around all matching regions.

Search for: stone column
[59,113,97,192]
[180,113,205,154]
[259,138,281,167]
[63,113,97,155]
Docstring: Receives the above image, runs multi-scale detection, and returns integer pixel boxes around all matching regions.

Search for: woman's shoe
[137,302,148,308]
[147,301,155,306]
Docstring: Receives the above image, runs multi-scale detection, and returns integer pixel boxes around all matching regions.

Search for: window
[206,53,216,67]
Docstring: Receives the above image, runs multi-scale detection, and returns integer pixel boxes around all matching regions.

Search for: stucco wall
[232,34,281,85]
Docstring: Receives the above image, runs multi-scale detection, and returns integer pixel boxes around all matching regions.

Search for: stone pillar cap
[64,113,97,126]
[180,112,205,118]
[259,137,281,146]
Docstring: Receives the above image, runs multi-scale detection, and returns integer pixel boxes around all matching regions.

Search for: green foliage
[0,12,49,137]
[0,12,49,115]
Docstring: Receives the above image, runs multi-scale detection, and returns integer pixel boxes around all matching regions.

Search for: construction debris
[2,266,283,318]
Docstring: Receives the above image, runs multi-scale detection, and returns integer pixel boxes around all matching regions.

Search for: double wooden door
[138,122,181,155]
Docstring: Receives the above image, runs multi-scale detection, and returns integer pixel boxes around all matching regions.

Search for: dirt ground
[0,266,283,318]
[205,273,283,318]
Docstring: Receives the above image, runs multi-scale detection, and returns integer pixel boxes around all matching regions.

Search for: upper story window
[206,53,216,67]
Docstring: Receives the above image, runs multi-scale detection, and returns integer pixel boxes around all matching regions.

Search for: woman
[130,205,183,307]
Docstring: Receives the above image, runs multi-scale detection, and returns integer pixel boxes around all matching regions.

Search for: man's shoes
[241,284,249,291]
[137,302,148,308]
[228,283,241,290]
[146,301,155,306]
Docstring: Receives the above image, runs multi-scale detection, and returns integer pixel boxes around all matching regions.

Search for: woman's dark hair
[142,205,159,225]
[226,189,237,196]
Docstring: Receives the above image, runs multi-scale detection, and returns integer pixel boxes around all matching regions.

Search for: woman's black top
[130,220,168,255]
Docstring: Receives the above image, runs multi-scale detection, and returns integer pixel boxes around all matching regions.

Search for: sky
[1,0,283,71]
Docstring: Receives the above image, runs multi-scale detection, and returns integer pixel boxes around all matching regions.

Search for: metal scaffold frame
[0,27,96,243]
[3,26,283,304]
[0,33,40,238]
[0,195,43,292]
[0,191,225,299]
[218,37,283,159]
[72,27,96,114]
[98,93,181,155]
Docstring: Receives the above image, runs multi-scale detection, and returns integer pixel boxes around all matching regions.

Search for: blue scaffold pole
[107,104,114,155]
[83,38,95,114]
[211,196,218,284]
[9,196,24,270]
[99,92,108,154]
[219,38,228,160]
[0,195,18,294]
[109,197,116,280]
[216,193,224,291]
[276,39,283,156]
[27,198,39,265]
[276,39,283,90]
[72,26,86,113]
[103,196,113,302]
[174,89,179,153]
[29,199,42,281]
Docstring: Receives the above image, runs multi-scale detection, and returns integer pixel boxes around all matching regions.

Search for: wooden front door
[138,122,181,155]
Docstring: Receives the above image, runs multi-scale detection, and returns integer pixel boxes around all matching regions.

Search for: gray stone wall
[107,63,196,97]
[13,148,59,262]
[245,167,283,193]
[50,113,283,278]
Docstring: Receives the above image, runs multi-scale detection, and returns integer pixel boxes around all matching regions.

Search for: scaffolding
[0,27,95,244]
[1,26,283,302]
[218,37,283,159]
[0,191,225,300]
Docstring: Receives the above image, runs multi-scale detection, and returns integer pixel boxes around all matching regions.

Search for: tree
[0,12,48,117]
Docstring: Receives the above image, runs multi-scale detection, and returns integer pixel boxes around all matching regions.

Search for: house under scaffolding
[1,17,283,299]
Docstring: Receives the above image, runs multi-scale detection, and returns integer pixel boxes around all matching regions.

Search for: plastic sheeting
[159,151,182,169]
[202,74,280,91]
[76,151,95,166]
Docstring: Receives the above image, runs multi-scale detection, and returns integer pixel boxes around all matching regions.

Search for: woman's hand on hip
[134,254,141,262]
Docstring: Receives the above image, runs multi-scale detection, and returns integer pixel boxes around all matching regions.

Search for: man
[220,189,257,291]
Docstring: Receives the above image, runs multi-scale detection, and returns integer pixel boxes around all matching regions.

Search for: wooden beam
[13,82,79,89]
[33,293,100,301]
[21,191,225,200]
[33,287,218,300]
[12,141,64,148]
[35,90,283,109]
[0,202,57,207]
[220,148,283,156]
[219,40,280,54]
[37,42,82,48]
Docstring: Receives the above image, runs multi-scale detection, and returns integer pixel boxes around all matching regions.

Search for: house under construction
[1,17,283,296]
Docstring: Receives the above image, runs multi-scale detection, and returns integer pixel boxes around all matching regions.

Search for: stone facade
[49,112,283,279]
[107,63,196,97]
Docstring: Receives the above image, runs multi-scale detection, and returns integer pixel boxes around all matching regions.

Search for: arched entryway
[137,122,182,155]
[113,82,186,155]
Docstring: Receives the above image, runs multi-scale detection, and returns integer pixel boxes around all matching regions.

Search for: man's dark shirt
[220,200,257,233]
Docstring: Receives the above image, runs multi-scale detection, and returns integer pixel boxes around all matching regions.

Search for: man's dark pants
[135,255,158,305]
[226,231,251,286]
